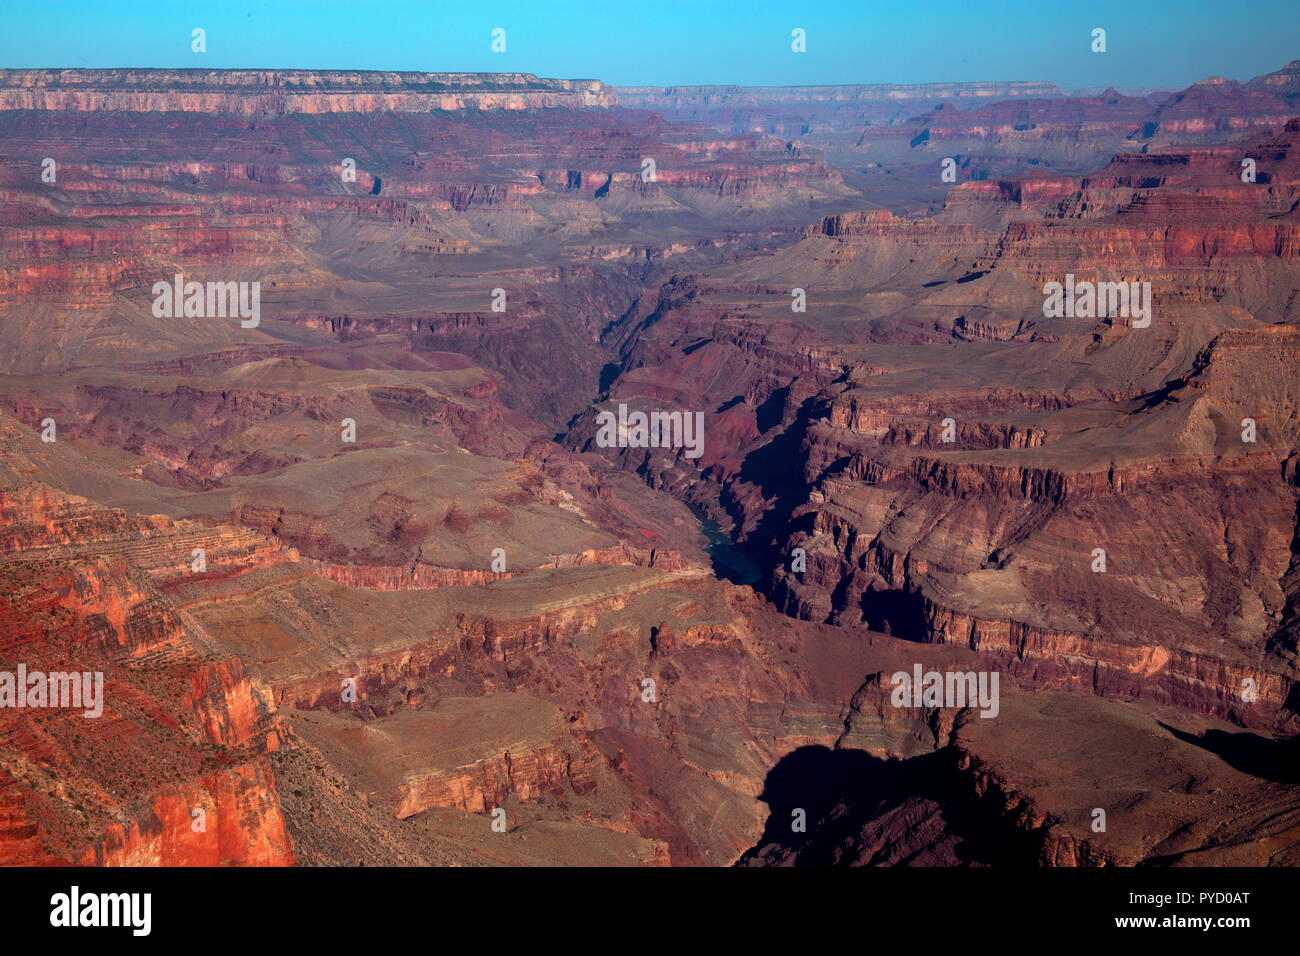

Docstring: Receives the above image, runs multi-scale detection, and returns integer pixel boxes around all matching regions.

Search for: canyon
[1,63,1300,867]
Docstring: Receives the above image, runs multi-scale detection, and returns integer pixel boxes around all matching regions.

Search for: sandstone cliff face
[389,741,599,819]
[78,762,292,866]
[0,478,295,865]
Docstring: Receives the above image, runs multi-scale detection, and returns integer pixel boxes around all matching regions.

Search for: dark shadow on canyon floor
[735,745,1044,866]
[859,586,929,641]
[1159,722,1300,783]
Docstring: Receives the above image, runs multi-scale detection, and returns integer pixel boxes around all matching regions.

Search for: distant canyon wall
[0,69,616,112]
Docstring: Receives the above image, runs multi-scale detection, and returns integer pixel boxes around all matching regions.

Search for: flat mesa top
[0,68,606,94]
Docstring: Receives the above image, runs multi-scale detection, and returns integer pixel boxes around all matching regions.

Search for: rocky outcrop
[0,481,295,865]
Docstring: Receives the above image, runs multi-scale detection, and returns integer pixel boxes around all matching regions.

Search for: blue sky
[1,0,1296,89]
